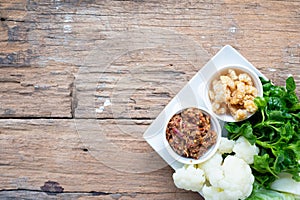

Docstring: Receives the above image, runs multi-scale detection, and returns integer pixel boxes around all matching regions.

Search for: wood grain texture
[0,119,201,199]
[0,0,299,199]
[0,62,75,118]
[0,190,201,200]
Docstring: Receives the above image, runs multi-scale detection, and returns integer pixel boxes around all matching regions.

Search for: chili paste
[166,107,217,159]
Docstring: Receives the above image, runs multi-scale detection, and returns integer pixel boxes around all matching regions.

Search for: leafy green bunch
[225,76,300,188]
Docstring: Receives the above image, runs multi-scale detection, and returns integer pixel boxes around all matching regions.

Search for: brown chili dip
[166,107,217,159]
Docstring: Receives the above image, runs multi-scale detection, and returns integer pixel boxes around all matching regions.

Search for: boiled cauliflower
[233,136,259,164]
[202,156,254,200]
[172,136,257,200]
[200,153,224,186]
[173,165,205,192]
[218,137,235,154]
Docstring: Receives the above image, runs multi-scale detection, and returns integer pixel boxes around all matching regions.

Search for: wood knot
[40,180,64,195]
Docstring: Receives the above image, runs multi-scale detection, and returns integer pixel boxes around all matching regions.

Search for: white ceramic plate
[143,44,267,182]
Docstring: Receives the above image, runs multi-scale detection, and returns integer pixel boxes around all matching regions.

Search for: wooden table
[0,0,299,199]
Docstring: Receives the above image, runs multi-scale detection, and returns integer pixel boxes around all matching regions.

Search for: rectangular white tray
[143,45,266,171]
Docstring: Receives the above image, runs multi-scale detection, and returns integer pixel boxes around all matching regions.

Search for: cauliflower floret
[200,153,224,186]
[219,156,254,197]
[202,185,233,200]
[173,165,205,192]
[200,152,223,172]
[203,185,242,200]
[233,136,259,164]
[202,156,254,200]
[172,137,256,200]
[218,137,235,154]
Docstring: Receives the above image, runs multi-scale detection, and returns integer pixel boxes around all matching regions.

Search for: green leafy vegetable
[225,76,300,189]
[286,76,296,92]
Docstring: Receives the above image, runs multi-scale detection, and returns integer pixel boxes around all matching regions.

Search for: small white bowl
[163,106,221,164]
[204,64,263,122]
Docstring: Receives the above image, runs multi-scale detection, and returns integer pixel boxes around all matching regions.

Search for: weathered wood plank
[0,0,32,67]
[75,47,206,119]
[0,119,204,199]
[71,0,300,118]
[0,0,299,199]
[0,190,202,200]
[0,62,75,118]
[1,0,299,118]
